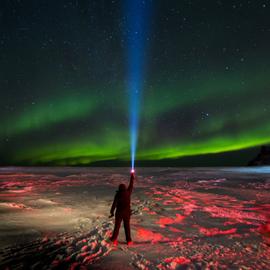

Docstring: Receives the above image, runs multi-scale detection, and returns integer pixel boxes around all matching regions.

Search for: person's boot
[127,241,133,246]
[110,238,118,246]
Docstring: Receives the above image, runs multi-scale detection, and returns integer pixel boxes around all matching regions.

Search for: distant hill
[248,146,270,166]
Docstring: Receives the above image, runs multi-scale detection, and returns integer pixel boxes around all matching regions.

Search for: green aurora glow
[2,64,269,165]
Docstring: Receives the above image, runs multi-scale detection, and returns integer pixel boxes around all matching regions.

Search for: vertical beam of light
[125,0,151,170]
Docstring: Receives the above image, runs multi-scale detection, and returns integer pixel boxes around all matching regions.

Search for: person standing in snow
[109,171,135,245]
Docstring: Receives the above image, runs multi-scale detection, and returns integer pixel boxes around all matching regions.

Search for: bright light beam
[125,0,151,170]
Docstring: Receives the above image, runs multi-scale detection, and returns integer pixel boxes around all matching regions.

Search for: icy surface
[223,166,270,174]
[0,167,269,269]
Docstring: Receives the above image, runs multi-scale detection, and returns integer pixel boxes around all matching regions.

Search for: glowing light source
[125,0,151,170]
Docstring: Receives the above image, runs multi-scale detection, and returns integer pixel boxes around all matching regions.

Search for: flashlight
[131,168,135,174]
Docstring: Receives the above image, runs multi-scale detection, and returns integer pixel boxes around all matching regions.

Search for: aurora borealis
[1,0,270,165]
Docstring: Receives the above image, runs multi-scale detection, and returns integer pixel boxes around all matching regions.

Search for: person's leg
[110,215,122,241]
[123,215,132,243]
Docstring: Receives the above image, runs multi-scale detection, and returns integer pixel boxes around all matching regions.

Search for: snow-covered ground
[0,167,269,269]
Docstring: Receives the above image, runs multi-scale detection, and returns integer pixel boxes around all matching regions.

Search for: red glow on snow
[157,214,185,227]
[70,262,81,270]
[198,226,237,236]
[260,220,270,244]
[260,222,270,235]
[136,228,167,242]
[81,245,90,252]
[63,207,72,213]
[163,256,191,265]
[0,202,30,210]
[168,227,183,233]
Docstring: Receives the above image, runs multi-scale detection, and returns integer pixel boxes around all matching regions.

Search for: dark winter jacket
[110,174,134,216]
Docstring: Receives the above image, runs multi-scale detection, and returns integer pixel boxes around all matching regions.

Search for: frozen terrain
[0,167,269,269]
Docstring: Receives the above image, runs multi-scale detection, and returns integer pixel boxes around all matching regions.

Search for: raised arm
[110,193,118,216]
[127,172,135,193]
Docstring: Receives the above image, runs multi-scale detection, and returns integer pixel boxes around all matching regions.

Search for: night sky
[1,0,270,166]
